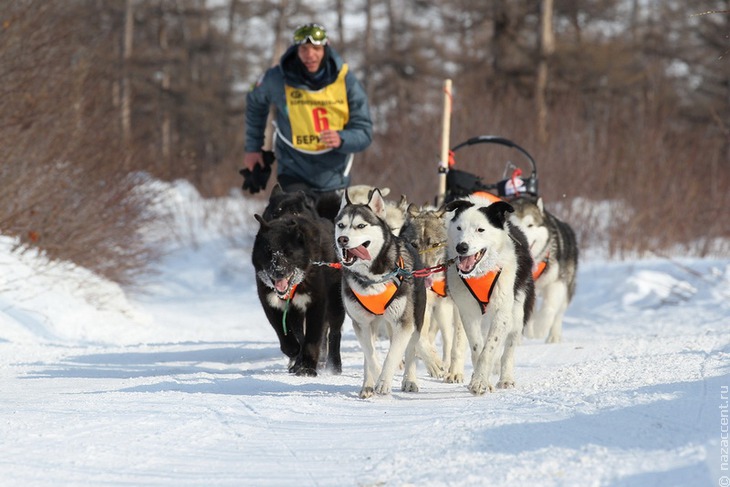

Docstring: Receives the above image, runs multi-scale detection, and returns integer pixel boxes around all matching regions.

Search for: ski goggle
[293,23,328,45]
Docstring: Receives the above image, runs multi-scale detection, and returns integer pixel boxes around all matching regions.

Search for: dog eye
[456,226,462,231]
[357,223,366,229]
[337,223,345,229]
[478,228,485,233]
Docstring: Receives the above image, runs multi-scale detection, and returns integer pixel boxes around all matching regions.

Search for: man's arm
[244,73,273,155]
[337,73,373,153]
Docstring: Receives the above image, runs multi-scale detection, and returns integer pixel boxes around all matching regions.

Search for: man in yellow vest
[243,23,373,211]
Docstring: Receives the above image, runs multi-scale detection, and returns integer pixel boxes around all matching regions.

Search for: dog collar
[461,270,501,314]
[278,283,298,301]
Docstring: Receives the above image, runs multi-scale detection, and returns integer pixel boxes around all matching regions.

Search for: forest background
[1,0,728,284]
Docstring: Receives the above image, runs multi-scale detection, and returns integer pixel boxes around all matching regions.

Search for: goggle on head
[293,23,328,45]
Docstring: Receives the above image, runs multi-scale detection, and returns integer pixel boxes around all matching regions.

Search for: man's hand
[320,129,342,149]
[244,152,264,171]
[240,151,273,195]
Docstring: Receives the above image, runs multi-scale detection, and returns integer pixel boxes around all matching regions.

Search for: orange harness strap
[351,282,399,316]
[350,257,405,316]
[532,260,548,281]
[461,270,501,314]
[429,278,447,298]
[472,191,503,203]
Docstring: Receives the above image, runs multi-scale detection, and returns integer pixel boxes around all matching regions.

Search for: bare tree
[536,0,555,144]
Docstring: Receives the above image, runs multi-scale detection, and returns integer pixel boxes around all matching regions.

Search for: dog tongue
[458,255,477,273]
[349,245,371,261]
[275,278,290,294]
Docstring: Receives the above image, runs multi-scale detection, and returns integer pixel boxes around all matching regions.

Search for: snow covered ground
[1,181,728,487]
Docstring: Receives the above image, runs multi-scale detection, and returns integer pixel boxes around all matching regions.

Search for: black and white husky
[335,188,426,398]
[445,195,535,395]
[509,196,578,343]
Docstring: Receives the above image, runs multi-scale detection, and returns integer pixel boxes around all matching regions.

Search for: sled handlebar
[451,135,537,178]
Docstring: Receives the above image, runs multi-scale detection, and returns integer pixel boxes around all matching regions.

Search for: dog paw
[359,386,375,399]
[374,380,392,396]
[497,380,515,389]
[445,372,464,384]
[468,377,494,395]
[425,362,445,379]
[326,362,343,375]
[401,379,419,393]
[546,334,561,344]
[295,367,317,377]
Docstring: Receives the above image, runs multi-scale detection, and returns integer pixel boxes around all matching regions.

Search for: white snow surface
[1,180,729,487]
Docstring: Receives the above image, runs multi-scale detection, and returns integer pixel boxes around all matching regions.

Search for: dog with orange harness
[445,195,535,395]
[509,196,578,343]
[334,188,426,398]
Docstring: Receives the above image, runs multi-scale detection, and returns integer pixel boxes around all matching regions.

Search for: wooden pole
[436,79,452,207]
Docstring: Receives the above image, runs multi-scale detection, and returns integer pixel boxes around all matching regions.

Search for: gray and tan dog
[406,204,467,383]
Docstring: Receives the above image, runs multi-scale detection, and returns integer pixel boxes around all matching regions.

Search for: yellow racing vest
[285,64,350,152]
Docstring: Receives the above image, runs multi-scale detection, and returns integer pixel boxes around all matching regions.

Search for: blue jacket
[245,45,373,192]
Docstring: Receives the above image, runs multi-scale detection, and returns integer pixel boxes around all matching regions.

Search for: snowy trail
[1,187,729,486]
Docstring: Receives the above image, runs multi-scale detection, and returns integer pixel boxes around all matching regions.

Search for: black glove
[240,151,274,194]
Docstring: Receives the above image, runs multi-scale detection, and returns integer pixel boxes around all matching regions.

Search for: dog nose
[337,236,349,247]
[456,242,469,255]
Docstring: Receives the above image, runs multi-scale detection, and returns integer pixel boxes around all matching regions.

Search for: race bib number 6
[285,64,350,152]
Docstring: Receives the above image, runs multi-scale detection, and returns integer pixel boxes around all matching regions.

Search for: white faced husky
[335,189,426,398]
[445,196,535,395]
[509,196,578,343]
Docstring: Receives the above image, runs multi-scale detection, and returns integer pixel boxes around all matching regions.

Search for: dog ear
[254,214,268,228]
[483,201,514,229]
[444,199,473,216]
[340,188,353,210]
[270,184,284,197]
[406,203,420,218]
[537,197,545,214]
[367,188,387,220]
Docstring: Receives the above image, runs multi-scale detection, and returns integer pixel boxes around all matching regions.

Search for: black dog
[261,184,320,221]
[252,212,344,376]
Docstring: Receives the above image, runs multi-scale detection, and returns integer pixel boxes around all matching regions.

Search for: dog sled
[443,135,539,204]
[435,80,539,206]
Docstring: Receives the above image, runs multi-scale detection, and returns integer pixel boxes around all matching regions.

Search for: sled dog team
[252,185,578,398]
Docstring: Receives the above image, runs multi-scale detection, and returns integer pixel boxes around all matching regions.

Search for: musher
[243,22,373,211]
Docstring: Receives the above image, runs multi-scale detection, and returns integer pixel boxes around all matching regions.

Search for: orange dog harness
[429,278,447,298]
[461,270,501,314]
[350,257,405,316]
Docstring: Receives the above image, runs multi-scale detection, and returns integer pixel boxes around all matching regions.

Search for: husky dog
[346,184,408,236]
[252,213,344,376]
[445,196,535,395]
[405,204,467,383]
[509,196,578,343]
[335,189,426,398]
